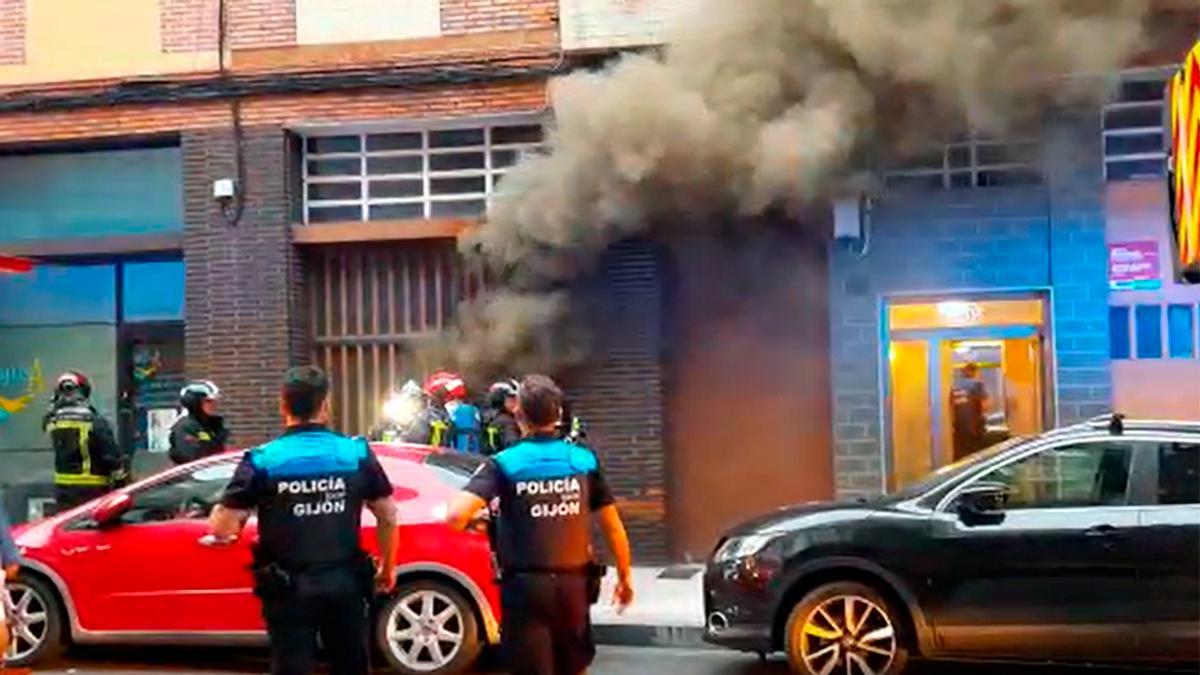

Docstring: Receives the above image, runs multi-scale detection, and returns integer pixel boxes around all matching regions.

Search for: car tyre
[4,573,66,668]
[375,579,481,675]
[784,581,909,675]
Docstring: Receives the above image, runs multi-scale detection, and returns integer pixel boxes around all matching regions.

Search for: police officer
[44,372,124,511]
[168,380,230,465]
[447,374,634,675]
[208,366,399,675]
[481,379,521,455]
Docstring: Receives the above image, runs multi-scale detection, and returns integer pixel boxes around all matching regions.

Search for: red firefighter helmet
[423,371,467,401]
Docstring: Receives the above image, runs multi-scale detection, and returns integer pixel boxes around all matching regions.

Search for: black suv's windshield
[892,435,1030,500]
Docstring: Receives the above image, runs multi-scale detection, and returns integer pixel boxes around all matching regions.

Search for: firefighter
[447,375,634,675]
[44,372,124,511]
[558,399,587,445]
[402,372,459,448]
[168,380,230,465]
[208,366,399,675]
[481,379,521,456]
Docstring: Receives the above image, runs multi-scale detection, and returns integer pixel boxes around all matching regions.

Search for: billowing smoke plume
[451,0,1150,378]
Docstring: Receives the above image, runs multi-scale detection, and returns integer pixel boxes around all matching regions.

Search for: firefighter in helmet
[401,372,461,447]
[44,372,124,511]
[168,380,230,465]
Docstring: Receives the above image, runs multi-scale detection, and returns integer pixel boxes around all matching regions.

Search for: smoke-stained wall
[828,114,1112,498]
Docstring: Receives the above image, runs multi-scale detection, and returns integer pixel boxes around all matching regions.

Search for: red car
[4,444,498,675]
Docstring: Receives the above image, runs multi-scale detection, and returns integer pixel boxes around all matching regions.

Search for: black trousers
[501,573,594,675]
[53,485,111,513]
[259,567,370,675]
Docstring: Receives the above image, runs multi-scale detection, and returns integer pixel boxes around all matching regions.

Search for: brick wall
[160,0,219,53]
[571,242,669,563]
[828,116,1111,499]
[0,0,25,65]
[183,125,305,447]
[229,0,296,50]
[441,0,558,35]
[0,81,548,143]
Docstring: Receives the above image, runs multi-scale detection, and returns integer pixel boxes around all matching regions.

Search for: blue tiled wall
[828,119,1111,498]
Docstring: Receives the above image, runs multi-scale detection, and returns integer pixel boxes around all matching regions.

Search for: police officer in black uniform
[168,380,230,465]
[447,374,634,675]
[208,366,399,675]
[44,372,124,511]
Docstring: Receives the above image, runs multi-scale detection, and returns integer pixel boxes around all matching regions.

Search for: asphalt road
[30,645,1197,675]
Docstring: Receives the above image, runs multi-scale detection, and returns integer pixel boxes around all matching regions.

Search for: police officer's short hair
[518,375,563,428]
[282,366,329,420]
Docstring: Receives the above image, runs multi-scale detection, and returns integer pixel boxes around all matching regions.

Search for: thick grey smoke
[452,0,1150,377]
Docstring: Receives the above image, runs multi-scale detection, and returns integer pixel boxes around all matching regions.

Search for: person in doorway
[446,374,634,675]
[481,379,522,456]
[950,362,991,461]
[168,380,230,465]
[44,372,124,511]
[208,366,399,675]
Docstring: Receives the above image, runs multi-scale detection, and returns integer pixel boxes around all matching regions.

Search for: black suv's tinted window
[1158,442,1199,505]
[978,442,1133,509]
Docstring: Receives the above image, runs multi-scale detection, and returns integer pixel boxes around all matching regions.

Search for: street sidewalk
[590,565,709,648]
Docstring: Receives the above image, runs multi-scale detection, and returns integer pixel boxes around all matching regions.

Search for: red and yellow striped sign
[1171,41,1200,271]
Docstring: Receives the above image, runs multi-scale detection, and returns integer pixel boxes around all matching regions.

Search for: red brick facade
[229,0,296,50]
[441,0,558,35]
[160,0,219,53]
[0,0,25,65]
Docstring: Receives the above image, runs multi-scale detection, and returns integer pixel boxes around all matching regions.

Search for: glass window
[0,264,116,325]
[1135,305,1163,359]
[885,132,1042,190]
[1109,306,1131,359]
[1167,304,1195,358]
[303,120,543,223]
[120,462,237,525]
[123,261,184,323]
[977,442,1134,509]
[1102,69,1171,181]
[1158,443,1200,505]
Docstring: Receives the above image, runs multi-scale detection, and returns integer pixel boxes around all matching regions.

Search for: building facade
[0,0,1195,562]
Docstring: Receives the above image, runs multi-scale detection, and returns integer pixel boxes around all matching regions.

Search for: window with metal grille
[302,120,544,224]
[884,132,1041,190]
[1102,68,1172,181]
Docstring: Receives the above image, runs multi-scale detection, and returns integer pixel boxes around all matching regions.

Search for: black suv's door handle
[1084,524,1120,537]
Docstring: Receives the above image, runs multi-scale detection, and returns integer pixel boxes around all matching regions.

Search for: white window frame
[1102,66,1175,182]
[301,116,545,225]
[884,132,1041,190]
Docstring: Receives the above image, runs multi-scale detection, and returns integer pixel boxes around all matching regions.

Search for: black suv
[704,416,1199,675]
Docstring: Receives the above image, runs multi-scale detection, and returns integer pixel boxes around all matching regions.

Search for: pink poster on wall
[1108,241,1163,291]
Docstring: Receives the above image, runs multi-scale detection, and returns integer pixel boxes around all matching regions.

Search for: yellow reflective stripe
[54,472,109,486]
[430,421,448,446]
[50,420,93,475]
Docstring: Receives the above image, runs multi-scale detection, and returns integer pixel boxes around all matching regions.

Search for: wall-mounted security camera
[212,178,237,201]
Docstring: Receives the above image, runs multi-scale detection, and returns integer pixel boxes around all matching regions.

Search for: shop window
[0,264,116,325]
[1167,304,1195,358]
[123,261,185,323]
[1135,304,1163,359]
[303,120,544,224]
[1108,306,1131,359]
[1103,68,1172,181]
[884,132,1042,190]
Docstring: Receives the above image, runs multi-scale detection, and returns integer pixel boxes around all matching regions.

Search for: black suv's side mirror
[955,481,1010,523]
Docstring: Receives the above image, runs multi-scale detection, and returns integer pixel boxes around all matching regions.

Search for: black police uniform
[464,434,614,675]
[219,424,393,675]
[44,395,123,510]
[168,411,230,465]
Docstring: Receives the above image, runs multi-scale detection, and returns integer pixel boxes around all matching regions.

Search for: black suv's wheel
[4,574,66,667]
[374,580,481,675]
[784,581,909,675]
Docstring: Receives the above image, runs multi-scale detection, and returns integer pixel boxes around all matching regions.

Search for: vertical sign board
[1108,241,1163,291]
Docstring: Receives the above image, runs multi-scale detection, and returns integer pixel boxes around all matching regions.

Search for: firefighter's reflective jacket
[43,400,123,488]
[402,404,454,448]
